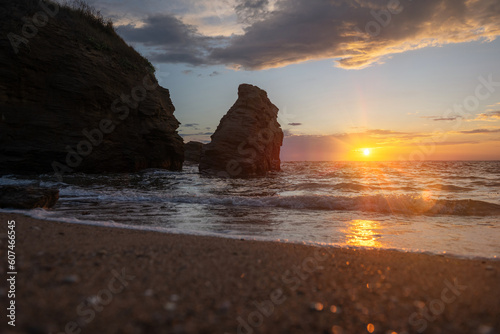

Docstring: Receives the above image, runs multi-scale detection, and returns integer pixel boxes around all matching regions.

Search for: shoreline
[1,212,499,333]
[4,209,499,262]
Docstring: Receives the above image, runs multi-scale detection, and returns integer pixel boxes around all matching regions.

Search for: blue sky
[87,0,500,160]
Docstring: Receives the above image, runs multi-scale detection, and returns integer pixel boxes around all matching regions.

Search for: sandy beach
[1,212,499,334]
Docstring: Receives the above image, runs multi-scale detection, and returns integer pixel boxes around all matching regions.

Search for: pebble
[61,275,79,284]
[144,289,154,297]
[478,325,495,334]
[164,302,177,311]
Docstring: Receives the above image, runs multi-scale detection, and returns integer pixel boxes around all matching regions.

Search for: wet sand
[1,212,499,334]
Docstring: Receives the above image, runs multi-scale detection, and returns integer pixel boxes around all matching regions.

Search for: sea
[1,161,500,259]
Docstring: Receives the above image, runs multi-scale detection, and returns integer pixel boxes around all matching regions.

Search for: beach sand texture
[1,213,499,334]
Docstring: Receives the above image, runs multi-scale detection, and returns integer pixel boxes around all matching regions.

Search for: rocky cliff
[0,1,184,179]
[199,84,283,177]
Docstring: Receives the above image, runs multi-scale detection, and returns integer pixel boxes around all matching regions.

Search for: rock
[0,186,59,209]
[0,1,184,178]
[184,141,204,163]
[199,84,283,177]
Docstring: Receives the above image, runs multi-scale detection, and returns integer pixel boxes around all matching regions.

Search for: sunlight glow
[344,220,382,248]
[363,148,371,156]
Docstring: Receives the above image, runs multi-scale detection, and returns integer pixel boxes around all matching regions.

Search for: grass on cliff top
[2,0,155,74]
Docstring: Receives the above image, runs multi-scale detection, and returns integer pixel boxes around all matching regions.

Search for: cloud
[235,0,271,25]
[118,14,225,66]
[475,111,500,120]
[458,128,500,134]
[363,129,407,135]
[182,70,193,75]
[421,116,463,121]
[209,0,500,70]
[179,132,214,136]
[115,0,500,70]
[288,122,302,126]
[209,71,221,76]
[182,123,199,127]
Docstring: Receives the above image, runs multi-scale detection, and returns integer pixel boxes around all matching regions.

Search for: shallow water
[2,161,500,259]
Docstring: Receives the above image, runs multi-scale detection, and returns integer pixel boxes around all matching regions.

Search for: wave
[248,194,500,216]
[54,188,500,216]
[427,184,472,192]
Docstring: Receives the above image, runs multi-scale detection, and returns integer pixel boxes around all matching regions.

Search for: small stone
[164,302,177,311]
[478,325,495,334]
[219,300,232,312]
[170,294,180,302]
[61,275,79,284]
[88,296,100,306]
[144,289,154,297]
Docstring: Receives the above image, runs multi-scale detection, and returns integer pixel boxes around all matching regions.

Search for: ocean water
[2,161,500,259]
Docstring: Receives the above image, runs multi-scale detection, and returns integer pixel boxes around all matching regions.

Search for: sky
[86,0,500,161]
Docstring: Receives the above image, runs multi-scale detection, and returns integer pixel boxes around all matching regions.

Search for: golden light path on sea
[344,220,383,248]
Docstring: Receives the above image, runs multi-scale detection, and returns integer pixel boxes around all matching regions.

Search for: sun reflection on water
[344,220,383,248]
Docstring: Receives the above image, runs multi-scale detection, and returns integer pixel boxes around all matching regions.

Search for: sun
[363,148,371,156]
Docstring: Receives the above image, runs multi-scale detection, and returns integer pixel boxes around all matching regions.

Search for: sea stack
[184,141,204,163]
[0,1,184,178]
[199,84,283,177]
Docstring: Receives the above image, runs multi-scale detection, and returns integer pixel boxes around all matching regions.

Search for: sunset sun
[363,148,371,156]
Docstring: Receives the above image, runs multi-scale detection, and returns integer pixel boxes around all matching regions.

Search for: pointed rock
[199,84,283,177]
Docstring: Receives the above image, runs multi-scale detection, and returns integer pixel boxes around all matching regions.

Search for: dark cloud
[182,123,199,128]
[288,122,302,126]
[117,14,223,66]
[421,116,462,121]
[212,0,500,70]
[179,132,213,137]
[209,71,221,76]
[117,0,500,70]
[459,128,500,134]
[235,0,270,25]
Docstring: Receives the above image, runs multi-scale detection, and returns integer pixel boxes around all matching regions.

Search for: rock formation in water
[184,141,204,163]
[0,186,59,209]
[199,84,283,177]
[0,1,184,179]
